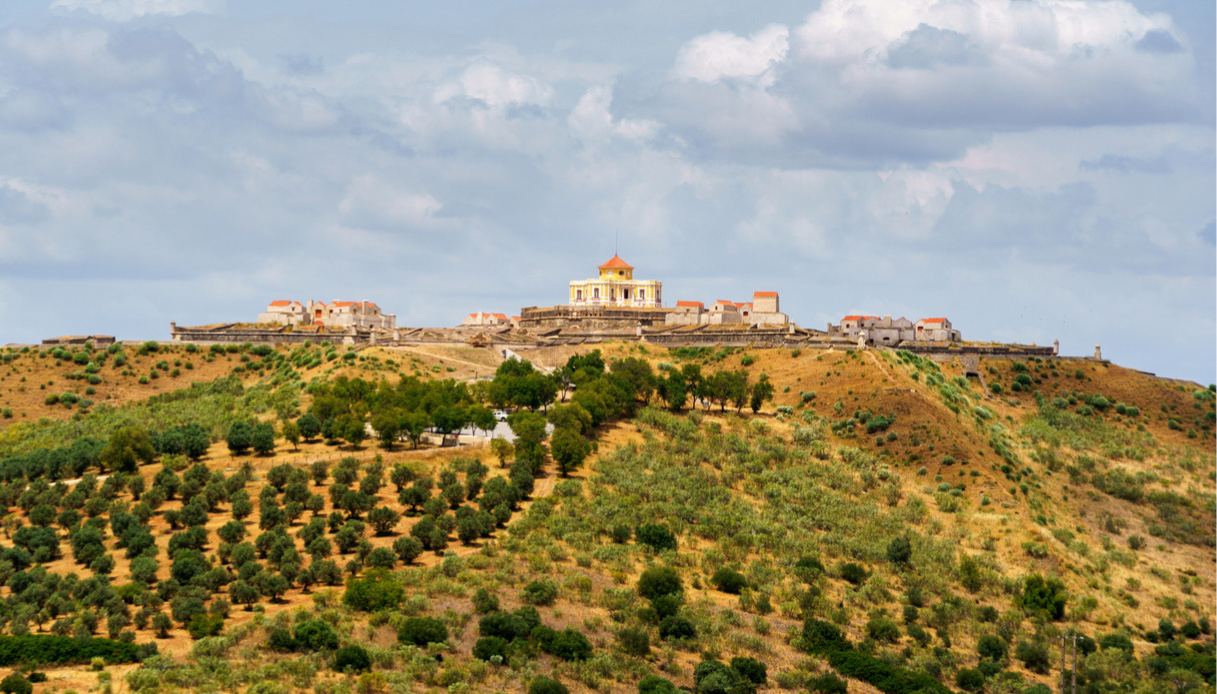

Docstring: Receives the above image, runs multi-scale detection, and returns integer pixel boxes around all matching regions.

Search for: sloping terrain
[0,341,1209,693]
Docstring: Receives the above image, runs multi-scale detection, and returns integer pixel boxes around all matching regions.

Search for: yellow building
[568,255,663,308]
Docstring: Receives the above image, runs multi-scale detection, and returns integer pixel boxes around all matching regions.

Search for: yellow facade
[569,255,662,308]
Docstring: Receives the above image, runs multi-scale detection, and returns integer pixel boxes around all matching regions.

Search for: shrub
[710,567,748,594]
[618,626,651,657]
[528,676,569,694]
[866,616,901,643]
[730,656,767,685]
[1019,574,1067,621]
[637,566,683,601]
[886,536,912,565]
[807,672,848,694]
[398,617,448,647]
[636,523,677,551]
[0,674,32,694]
[693,659,754,694]
[343,571,403,612]
[658,615,696,640]
[472,588,500,614]
[838,562,867,585]
[522,580,558,606]
[1015,640,1051,674]
[294,620,339,651]
[333,644,371,673]
[545,629,592,661]
[472,636,508,662]
[955,668,985,692]
[0,635,148,666]
[978,634,1007,661]
[638,674,679,694]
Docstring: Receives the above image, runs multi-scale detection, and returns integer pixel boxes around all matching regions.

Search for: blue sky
[0,0,1213,382]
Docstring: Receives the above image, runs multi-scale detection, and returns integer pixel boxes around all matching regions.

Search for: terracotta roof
[919,317,948,324]
[842,315,880,322]
[268,300,296,307]
[676,300,704,309]
[598,254,633,270]
[491,313,508,320]
[753,291,778,298]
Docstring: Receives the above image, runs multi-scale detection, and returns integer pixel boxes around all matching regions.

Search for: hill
[0,340,1210,693]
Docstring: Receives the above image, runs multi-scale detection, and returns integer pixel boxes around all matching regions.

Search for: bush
[838,562,867,585]
[658,615,696,640]
[637,566,683,601]
[398,617,448,647]
[730,656,767,685]
[807,672,847,694]
[294,619,339,651]
[528,676,569,694]
[472,588,500,614]
[472,636,508,662]
[1019,574,1067,621]
[977,634,1007,661]
[545,628,592,661]
[886,536,912,565]
[636,523,677,551]
[333,644,371,673]
[1015,640,1051,674]
[522,580,559,606]
[865,616,901,643]
[955,668,985,692]
[638,674,679,694]
[0,674,31,694]
[693,659,754,694]
[710,567,748,594]
[618,626,651,657]
[0,635,148,666]
[343,571,403,612]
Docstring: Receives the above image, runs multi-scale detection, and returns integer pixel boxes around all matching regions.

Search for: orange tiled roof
[753,291,778,298]
[920,317,948,324]
[269,300,296,307]
[598,254,633,270]
[676,300,704,309]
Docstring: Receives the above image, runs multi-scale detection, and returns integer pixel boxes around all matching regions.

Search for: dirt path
[384,345,501,373]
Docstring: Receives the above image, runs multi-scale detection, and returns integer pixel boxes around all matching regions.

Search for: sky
[0,0,1213,383]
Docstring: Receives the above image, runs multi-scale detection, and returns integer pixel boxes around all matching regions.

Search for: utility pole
[1070,631,1078,694]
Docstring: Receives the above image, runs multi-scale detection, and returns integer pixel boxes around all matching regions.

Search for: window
[576,289,583,301]
[593,288,600,299]
[623,288,630,300]
[638,289,645,300]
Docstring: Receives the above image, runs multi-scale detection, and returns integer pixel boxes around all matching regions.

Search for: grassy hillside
[0,341,1210,693]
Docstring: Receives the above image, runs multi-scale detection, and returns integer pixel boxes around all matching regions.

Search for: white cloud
[50,0,224,21]
[673,24,789,86]
[434,60,553,108]
[568,86,657,143]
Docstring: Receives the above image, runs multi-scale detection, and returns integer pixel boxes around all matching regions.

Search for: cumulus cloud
[673,24,789,86]
[50,0,224,21]
[435,60,553,109]
[568,86,657,143]
[0,3,1209,381]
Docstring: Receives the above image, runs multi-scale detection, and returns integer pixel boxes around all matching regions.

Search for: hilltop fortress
[169,253,1059,357]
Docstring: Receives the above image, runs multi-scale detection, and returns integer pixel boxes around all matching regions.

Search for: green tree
[297,413,322,441]
[550,427,590,477]
[100,426,156,473]
[749,373,774,413]
[226,421,254,455]
[251,422,276,455]
[372,410,403,450]
[281,420,301,450]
